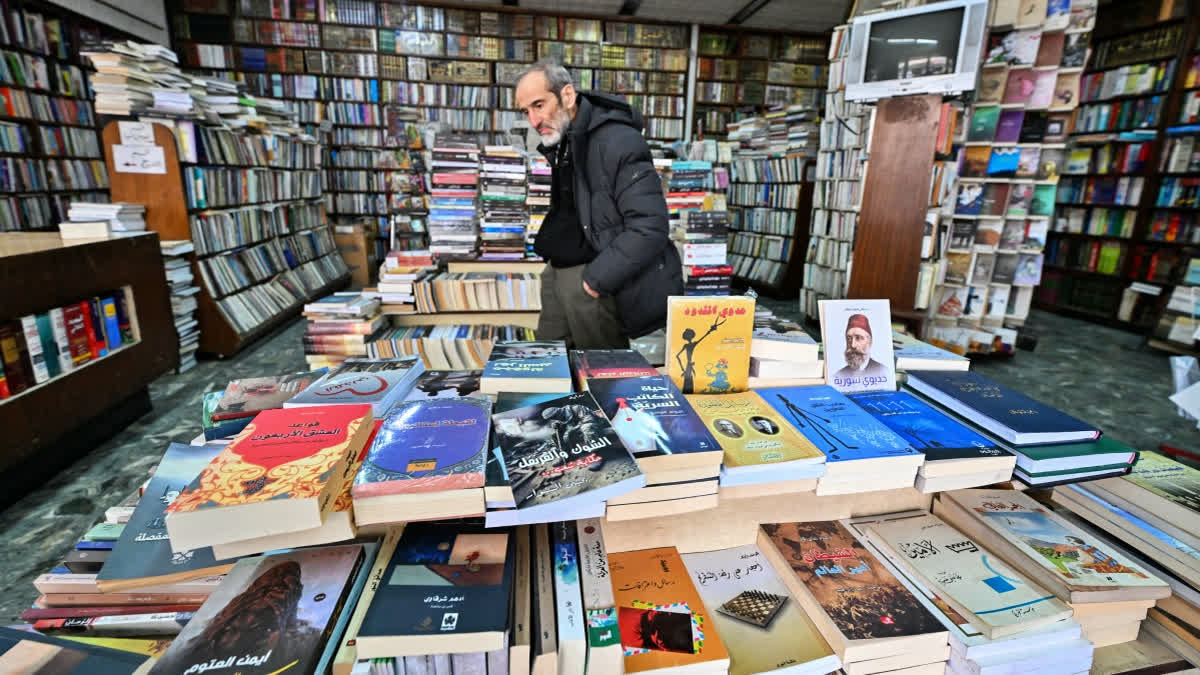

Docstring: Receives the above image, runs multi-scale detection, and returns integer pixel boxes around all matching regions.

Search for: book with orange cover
[608,546,730,674]
[164,404,373,553]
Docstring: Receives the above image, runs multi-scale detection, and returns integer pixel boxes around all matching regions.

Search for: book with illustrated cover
[480,340,571,394]
[665,296,755,394]
[493,391,644,523]
[148,545,365,675]
[994,110,1024,143]
[684,391,825,475]
[485,392,562,508]
[209,369,327,421]
[750,316,819,362]
[285,357,425,416]
[967,106,1000,142]
[1095,452,1199,533]
[609,546,730,674]
[681,544,840,675]
[849,390,1011,464]
[759,386,919,466]
[403,369,483,400]
[588,375,723,468]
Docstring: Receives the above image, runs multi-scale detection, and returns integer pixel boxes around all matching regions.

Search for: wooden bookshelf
[102,121,351,357]
[387,310,539,328]
[727,156,816,299]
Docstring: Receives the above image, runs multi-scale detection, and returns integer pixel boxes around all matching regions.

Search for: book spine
[114,289,135,342]
[34,313,61,378]
[62,304,92,365]
[0,320,33,394]
[79,300,104,358]
[101,296,121,351]
[575,519,619,650]
[20,314,50,383]
[33,611,194,636]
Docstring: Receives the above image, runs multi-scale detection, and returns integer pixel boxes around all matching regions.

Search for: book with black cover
[587,375,723,471]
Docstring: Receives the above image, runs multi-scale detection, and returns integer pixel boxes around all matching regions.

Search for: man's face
[845,327,872,369]
[516,72,575,147]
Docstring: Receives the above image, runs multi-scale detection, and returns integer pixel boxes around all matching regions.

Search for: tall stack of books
[478,145,528,261]
[427,135,480,260]
[666,160,729,272]
[301,292,385,370]
[526,155,550,260]
[82,41,184,117]
[161,240,201,372]
[677,210,731,296]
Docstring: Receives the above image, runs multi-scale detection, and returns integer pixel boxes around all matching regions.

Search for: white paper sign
[112,144,166,174]
[118,121,155,145]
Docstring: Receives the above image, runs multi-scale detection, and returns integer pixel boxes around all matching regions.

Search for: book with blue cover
[905,370,1100,445]
[480,340,572,395]
[849,390,1012,463]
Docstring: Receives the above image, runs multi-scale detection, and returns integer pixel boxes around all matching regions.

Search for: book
[329,528,403,675]
[1093,451,1199,537]
[849,390,1014,470]
[480,340,571,394]
[19,315,49,383]
[508,525,533,675]
[681,544,841,675]
[608,546,731,674]
[84,298,108,358]
[355,523,515,658]
[148,545,365,675]
[208,369,327,421]
[313,538,386,675]
[757,521,948,663]
[33,611,194,636]
[967,105,1000,142]
[569,349,658,391]
[685,391,826,480]
[0,626,148,673]
[33,313,60,379]
[936,489,1171,603]
[665,296,755,394]
[352,397,492,524]
[994,110,1024,143]
[861,512,1073,639]
[576,519,621,675]
[587,375,723,477]
[891,330,969,372]
[165,404,373,552]
[0,320,33,394]
[996,434,1138,478]
[552,521,586,674]
[905,370,1100,445]
[531,523,558,675]
[485,392,564,508]
[751,316,819,363]
[285,356,425,416]
[404,370,483,400]
[96,443,235,593]
[492,391,645,524]
[819,298,897,394]
[100,296,121,351]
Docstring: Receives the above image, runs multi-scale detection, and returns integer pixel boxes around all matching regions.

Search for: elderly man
[832,313,889,380]
[514,59,682,350]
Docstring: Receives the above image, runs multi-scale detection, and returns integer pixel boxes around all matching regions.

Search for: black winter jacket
[537,91,683,338]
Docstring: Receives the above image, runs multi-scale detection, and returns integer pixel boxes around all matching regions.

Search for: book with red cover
[209,369,327,421]
[79,300,106,359]
[62,303,93,365]
[164,404,373,552]
[569,349,658,390]
[0,320,33,395]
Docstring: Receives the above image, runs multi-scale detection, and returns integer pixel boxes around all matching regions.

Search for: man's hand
[582,280,600,298]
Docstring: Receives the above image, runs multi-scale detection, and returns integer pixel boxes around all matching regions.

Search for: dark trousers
[536,263,629,350]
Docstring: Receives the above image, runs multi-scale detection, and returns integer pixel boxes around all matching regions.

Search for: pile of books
[427,135,480,260]
[666,161,730,274]
[677,210,731,296]
[748,310,823,388]
[82,41,194,118]
[411,271,541,313]
[478,145,528,261]
[301,291,384,370]
[525,155,550,260]
[160,239,200,372]
[767,104,819,154]
[367,249,435,312]
[59,202,146,239]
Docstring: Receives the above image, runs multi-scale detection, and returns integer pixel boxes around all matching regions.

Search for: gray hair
[514,59,574,101]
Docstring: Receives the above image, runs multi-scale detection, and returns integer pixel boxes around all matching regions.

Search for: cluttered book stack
[525,155,550,260]
[428,135,480,261]
[478,145,528,261]
[301,291,384,371]
[160,239,201,372]
[58,202,147,239]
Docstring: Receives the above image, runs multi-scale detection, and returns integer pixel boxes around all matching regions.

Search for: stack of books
[160,239,200,372]
[411,271,541,313]
[749,312,823,387]
[81,41,181,117]
[367,323,536,369]
[666,160,730,270]
[526,155,550,260]
[678,210,732,296]
[892,329,970,372]
[478,145,528,261]
[428,135,480,260]
[59,202,146,238]
[369,249,435,312]
[300,292,384,370]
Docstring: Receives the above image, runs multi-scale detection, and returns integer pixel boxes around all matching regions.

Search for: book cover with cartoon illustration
[947,489,1169,591]
[684,391,825,470]
[588,375,722,460]
[665,296,755,395]
[148,545,364,675]
[608,546,729,674]
[681,545,839,675]
[759,386,918,464]
[759,521,945,641]
[849,390,1011,463]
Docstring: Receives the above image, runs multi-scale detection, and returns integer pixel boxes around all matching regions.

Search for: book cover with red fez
[166,404,372,516]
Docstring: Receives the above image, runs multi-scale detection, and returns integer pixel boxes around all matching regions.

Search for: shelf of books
[101,120,351,357]
[0,0,115,231]
[726,150,816,297]
[382,105,429,256]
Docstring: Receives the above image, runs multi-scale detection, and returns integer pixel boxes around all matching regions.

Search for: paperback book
[685,391,825,479]
[480,340,571,394]
[588,375,723,469]
[569,349,657,391]
[665,296,755,394]
[403,369,483,400]
[849,390,1011,463]
[285,356,425,416]
[208,369,327,421]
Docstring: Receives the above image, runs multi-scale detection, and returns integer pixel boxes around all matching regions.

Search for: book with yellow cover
[665,296,755,395]
[609,546,730,674]
[685,391,825,478]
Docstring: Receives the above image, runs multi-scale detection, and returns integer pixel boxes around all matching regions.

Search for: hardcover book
[608,546,730,674]
[759,386,919,466]
[905,370,1099,445]
[480,340,571,394]
[569,349,657,391]
[97,443,235,593]
[850,390,1011,463]
[209,369,328,421]
[685,391,825,473]
[492,391,644,522]
[588,375,723,466]
[862,513,1072,639]
[665,296,755,394]
[355,523,515,658]
[352,397,492,497]
[165,404,373,551]
[286,357,425,416]
[681,544,840,675]
[148,545,364,675]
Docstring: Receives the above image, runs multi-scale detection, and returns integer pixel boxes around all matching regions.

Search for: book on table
[207,369,329,421]
[480,340,572,394]
[284,356,425,416]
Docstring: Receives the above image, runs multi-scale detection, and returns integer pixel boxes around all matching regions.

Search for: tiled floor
[0,307,1196,623]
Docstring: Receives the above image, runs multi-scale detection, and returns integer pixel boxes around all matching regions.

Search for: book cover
[100,296,121,351]
[166,404,372,519]
[891,331,969,369]
[905,370,1098,443]
[993,110,1024,143]
[1115,452,1200,513]
[0,321,33,394]
[987,147,1021,177]
[967,106,1000,142]
[356,523,513,645]
[576,519,620,653]
[33,313,60,378]
[492,391,644,516]
[486,392,564,503]
[1019,111,1049,143]
[61,304,92,365]
[608,547,730,673]
[588,375,722,460]
[353,397,492,497]
[863,514,1072,637]
[751,316,819,359]
[0,626,148,673]
[287,357,424,415]
[850,391,1010,462]
[552,521,585,660]
[1016,147,1041,178]
[978,68,1007,104]
[148,545,364,675]
[85,298,108,357]
[1030,69,1057,108]
[481,340,570,382]
[569,350,657,391]
[981,184,1011,217]
[759,521,945,640]
[956,184,984,215]
[820,299,898,393]
[665,296,755,394]
[759,386,919,464]
[209,369,327,421]
[684,391,825,470]
[1003,69,1037,105]
[681,544,839,675]
[946,489,1168,591]
[47,307,75,375]
[1016,252,1045,284]
[402,370,482,401]
[961,146,991,178]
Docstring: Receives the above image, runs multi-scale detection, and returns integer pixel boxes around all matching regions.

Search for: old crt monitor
[844,0,987,102]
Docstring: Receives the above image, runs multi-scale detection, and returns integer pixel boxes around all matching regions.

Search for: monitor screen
[863,8,964,82]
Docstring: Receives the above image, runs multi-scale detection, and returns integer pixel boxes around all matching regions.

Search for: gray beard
[845,350,867,370]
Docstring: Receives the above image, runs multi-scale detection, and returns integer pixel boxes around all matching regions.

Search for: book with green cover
[968,105,1001,142]
[1002,435,1138,474]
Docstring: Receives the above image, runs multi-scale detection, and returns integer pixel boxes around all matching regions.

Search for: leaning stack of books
[478,145,528,261]
[526,155,550,260]
[300,291,384,370]
[160,239,200,372]
[427,135,480,260]
[367,249,435,313]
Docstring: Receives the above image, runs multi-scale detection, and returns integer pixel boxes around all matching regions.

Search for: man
[514,60,682,350]
[832,314,889,380]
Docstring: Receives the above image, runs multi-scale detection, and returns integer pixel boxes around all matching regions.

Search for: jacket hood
[575,91,644,133]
